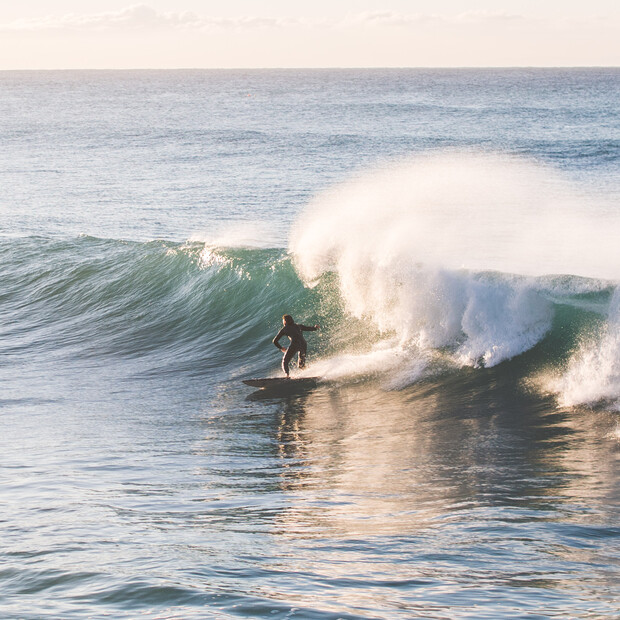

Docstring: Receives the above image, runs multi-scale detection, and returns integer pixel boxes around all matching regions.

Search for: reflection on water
[264,375,608,540]
[235,373,620,616]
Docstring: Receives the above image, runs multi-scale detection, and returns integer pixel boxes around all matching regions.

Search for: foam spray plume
[290,151,620,405]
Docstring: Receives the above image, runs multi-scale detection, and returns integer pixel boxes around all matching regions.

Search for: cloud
[352,11,434,27]
[1,4,615,35]
[350,9,620,34]
[1,4,298,33]
[353,10,529,28]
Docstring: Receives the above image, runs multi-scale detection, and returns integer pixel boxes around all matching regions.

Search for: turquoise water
[0,69,619,618]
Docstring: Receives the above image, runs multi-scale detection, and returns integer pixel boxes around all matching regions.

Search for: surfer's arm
[299,324,320,331]
[273,328,286,351]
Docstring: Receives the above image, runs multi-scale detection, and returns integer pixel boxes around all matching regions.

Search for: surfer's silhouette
[273,314,319,378]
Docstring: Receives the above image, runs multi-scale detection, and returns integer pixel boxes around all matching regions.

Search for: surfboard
[243,377,318,389]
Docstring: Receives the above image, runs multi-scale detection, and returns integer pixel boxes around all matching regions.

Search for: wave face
[0,236,313,376]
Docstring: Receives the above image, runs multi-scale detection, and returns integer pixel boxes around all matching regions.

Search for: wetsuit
[273,323,318,376]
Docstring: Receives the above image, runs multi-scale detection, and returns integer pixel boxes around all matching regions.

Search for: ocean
[0,68,619,619]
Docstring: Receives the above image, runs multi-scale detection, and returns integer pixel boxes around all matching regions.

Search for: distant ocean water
[0,69,619,619]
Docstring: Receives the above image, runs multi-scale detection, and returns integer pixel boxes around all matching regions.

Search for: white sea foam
[547,287,620,410]
[302,340,431,390]
[290,151,618,387]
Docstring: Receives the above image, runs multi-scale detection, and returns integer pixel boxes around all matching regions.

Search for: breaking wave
[290,152,620,406]
[1,153,619,409]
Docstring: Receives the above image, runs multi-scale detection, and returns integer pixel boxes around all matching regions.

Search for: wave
[543,288,620,410]
[0,236,314,374]
[0,233,617,410]
[1,153,619,410]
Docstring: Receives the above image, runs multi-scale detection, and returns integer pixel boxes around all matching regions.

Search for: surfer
[273,314,320,378]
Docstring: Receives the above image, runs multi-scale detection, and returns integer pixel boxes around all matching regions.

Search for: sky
[0,1,619,69]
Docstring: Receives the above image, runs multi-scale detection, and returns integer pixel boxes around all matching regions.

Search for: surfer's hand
[314,324,320,330]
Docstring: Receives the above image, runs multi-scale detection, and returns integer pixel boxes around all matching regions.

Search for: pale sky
[1,1,619,69]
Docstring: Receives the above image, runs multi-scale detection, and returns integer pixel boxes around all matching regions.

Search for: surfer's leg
[298,343,307,369]
[282,347,296,377]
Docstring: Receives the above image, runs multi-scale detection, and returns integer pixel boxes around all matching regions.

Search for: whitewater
[0,69,619,619]
[290,151,620,405]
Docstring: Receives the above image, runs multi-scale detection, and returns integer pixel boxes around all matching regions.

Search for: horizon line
[0,65,618,72]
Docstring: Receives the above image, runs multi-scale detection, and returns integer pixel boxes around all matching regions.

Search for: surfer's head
[282,314,294,326]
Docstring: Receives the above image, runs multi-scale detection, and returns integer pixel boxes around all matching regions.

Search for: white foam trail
[548,287,620,410]
[304,340,431,389]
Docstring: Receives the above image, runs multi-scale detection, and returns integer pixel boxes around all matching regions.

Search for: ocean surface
[1,69,619,619]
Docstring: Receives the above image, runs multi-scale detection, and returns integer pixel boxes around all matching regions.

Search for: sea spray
[291,151,620,281]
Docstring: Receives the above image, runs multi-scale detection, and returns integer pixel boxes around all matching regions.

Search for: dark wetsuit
[273,323,318,376]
